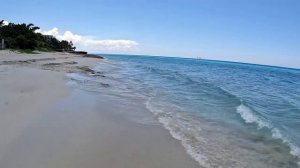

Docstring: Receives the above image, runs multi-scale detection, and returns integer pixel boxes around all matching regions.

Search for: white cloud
[40,27,139,52]
[1,20,9,25]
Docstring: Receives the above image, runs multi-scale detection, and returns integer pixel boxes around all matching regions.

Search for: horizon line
[93,53,300,72]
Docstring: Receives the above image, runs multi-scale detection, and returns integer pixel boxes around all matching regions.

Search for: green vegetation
[0,20,75,51]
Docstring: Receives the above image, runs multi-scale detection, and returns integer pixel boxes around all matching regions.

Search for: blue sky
[1,0,300,68]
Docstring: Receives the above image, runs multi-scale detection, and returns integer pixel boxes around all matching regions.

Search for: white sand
[0,50,200,168]
[0,50,99,161]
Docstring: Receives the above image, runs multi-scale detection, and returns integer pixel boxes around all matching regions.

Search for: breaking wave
[237,103,300,163]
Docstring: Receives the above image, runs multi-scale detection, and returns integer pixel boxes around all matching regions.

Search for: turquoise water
[68,54,300,167]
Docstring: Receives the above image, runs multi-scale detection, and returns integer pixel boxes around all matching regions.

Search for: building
[0,38,5,49]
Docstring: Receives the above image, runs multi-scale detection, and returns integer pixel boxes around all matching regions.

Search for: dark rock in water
[28,58,56,62]
[0,58,57,65]
[76,66,106,77]
[64,61,77,65]
[43,63,62,66]
[90,73,105,77]
[43,61,78,67]
[100,83,110,87]
[77,66,96,74]
[1,60,31,65]
[84,54,104,59]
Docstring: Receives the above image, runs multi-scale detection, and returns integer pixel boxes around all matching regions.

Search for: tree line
[0,20,75,51]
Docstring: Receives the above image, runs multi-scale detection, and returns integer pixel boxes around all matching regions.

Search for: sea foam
[145,97,211,168]
[237,103,300,164]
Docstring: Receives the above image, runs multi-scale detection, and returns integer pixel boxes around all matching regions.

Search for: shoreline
[0,50,200,168]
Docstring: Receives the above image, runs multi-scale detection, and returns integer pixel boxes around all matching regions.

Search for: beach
[2,1,299,167]
[0,51,200,168]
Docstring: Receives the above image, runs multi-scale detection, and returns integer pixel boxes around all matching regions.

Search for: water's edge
[67,55,300,167]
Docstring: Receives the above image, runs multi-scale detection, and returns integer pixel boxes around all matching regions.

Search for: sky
[1,0,300,68]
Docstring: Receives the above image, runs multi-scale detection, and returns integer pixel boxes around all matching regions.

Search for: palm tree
[0,20,4,27]
[26,23,34,29]
[31,26,40,32]
[26,23,39,32]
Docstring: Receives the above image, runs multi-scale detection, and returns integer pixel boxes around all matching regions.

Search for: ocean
[67,54,300,168]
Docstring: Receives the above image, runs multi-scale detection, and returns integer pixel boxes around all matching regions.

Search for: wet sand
[0,50,200,168]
